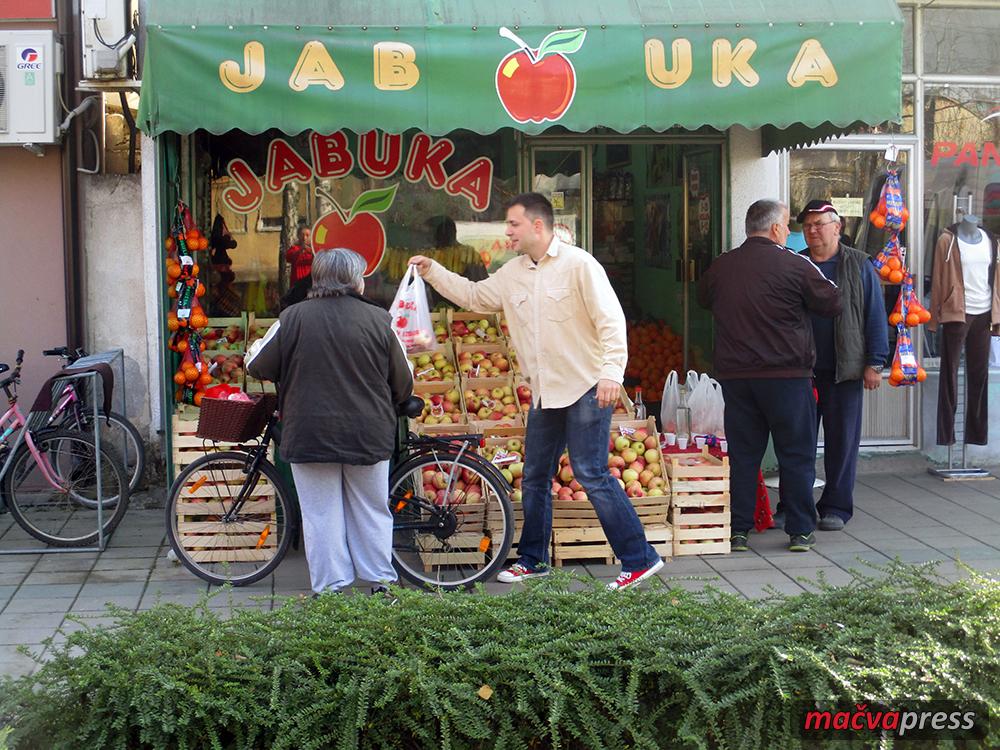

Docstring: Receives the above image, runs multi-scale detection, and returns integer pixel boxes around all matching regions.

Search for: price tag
[481,398,495,410]
[619,425,636,437]
[475,328,488,339]
[491,450,517,466]
[416,367,437,379]
[180,255,194,267]
[177,307,191,319]
[472,365,481,378]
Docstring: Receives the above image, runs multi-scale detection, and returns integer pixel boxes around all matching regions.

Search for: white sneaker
[606,558,665,591]
[496,562,550,584]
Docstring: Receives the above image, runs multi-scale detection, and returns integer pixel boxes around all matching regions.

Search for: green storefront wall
[138,0,903,139]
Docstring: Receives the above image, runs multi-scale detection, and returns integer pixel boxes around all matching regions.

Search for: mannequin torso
[957,215,984,244]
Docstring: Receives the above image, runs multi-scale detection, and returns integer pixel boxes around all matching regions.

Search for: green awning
[138,0,902,138]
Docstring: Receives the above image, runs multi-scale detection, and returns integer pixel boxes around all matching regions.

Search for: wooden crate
[171,452,280,565]
[202,315,248,356]
[409,345,459,385]
[415,501,489,571]
[449,311,505,346]
[410,381,467,431]
[551,494,669,529]
[664,449,729,504]
[610,386,637,423]
[672,527,731,557]
[171,410,255,476]
[552,524,673,567]
[453,341,512,380]
[486,498,525,563]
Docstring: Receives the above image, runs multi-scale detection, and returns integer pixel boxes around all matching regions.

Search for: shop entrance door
[526,138,725,400]
[788,144,918,447]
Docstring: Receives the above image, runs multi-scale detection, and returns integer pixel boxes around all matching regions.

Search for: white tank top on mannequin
[958,231,992,315]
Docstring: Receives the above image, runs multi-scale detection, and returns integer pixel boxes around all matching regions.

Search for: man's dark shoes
[818,514,845,531]
[788,532,816,552]
[730,531,750,552]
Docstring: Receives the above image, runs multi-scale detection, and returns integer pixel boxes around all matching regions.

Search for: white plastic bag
[390,265,435,353]
[688,373,723,436]
[660,370,680,432]
[706,381,726,437]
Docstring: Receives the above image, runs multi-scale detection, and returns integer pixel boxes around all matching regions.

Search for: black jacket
[697,236,842,379]
[246,292,413,464]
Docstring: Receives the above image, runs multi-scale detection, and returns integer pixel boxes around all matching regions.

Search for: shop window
[197,129,519,317]
[789,148,910,358]
[902,8,914,75]
[922,84,1000,357]
[923,9,1000,76]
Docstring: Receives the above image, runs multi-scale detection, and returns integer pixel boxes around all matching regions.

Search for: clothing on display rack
[928,215,1000,446]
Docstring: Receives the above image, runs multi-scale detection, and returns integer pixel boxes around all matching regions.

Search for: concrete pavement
[2,468,999,678]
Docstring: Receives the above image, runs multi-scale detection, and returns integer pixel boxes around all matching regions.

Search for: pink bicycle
[0,350,129,546]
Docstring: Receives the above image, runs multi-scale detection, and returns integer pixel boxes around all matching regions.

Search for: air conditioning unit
[0,30,60,145]
[81,0,131,80]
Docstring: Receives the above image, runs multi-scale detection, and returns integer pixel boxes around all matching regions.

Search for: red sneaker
[496,562,550,584]
[606,559,665,591]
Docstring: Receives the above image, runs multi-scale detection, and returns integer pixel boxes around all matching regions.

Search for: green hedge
[1,563,997,749]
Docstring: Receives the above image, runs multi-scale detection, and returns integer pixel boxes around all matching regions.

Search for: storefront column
[728,126,781,247]
[141,132,166,443]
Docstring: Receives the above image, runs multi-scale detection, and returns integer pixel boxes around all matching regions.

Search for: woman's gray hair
[307,249,366,298]
[745,199,787,236]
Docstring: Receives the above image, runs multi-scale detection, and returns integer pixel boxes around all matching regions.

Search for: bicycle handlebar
[42,347,69,357]
[16,350,23,366]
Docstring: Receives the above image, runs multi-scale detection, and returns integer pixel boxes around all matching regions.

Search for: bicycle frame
[0,400,66,492]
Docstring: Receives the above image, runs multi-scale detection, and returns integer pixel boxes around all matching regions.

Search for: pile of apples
[410,350,457,383]
[203,325,245,351]
[208,354,245,385]
[458,348,511,378]
[246,325,273,348]
[464,385,520,421]
[551,426,667,501]
[451,318,502,345]
[515,382,533,413]
[481,439,525,501]
[433,321,449,344]
[411,389,463,426]
[418,465,485,506]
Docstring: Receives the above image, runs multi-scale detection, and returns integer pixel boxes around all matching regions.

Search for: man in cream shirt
[409,193,663,590]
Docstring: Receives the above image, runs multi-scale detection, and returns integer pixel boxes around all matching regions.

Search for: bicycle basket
[196,393,278,442]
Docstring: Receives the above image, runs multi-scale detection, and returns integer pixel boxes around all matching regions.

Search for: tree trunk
[279,182,300,292]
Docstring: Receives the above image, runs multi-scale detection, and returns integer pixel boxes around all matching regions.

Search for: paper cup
[695,436,706,449]
[720,439,728,453]
[665,432,676,446]
[677,437,688,450]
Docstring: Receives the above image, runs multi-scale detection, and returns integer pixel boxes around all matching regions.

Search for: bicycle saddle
[397,395,425,419]
[0,364,8,375]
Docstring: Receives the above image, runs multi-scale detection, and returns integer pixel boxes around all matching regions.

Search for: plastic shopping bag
[706,380,726,437]
[688,373,717,435]
[390,265,435,353]
[660,370,680,432]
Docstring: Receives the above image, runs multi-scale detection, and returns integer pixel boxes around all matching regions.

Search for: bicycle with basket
[165,392,516,590]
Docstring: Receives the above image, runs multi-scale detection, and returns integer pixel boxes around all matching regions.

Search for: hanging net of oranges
[869,170,929,387]
[165,202,211,406]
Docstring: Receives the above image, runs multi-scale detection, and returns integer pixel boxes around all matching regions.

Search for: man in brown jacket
[698,199,842,552]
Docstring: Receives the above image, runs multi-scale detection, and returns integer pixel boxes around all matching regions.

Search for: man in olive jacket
[698,199,842,553]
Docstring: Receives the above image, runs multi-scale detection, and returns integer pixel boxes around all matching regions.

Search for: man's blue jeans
[517,385,660,572]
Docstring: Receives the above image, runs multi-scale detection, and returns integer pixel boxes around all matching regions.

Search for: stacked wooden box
[665,448,731,556]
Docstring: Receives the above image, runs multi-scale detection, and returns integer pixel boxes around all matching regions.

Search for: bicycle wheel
[59,410,145,495]
[389,451,513,590]
[2,429,129,546]
[166,451,294,586]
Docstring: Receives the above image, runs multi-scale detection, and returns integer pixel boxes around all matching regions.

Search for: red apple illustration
[310,184,398,276]
[495,27,587,124]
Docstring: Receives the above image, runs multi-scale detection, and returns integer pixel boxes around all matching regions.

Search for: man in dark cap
[775,200,888,532]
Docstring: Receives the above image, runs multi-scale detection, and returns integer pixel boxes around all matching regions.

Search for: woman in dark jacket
[247,249,413,595]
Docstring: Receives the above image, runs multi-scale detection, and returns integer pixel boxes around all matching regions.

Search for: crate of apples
[456,346,511,378]
[209,353,245,385]
[451,315,502,345]
[550,422,667,501]
[481,438,524,498]
[411,388,464,426]
[410,350,457,383]
[203,325,245,351]
[464,384,520,421]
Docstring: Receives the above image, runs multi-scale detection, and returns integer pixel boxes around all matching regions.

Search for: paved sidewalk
[1,469,998,677]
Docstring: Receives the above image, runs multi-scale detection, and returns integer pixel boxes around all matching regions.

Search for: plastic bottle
[634,387,646,419]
